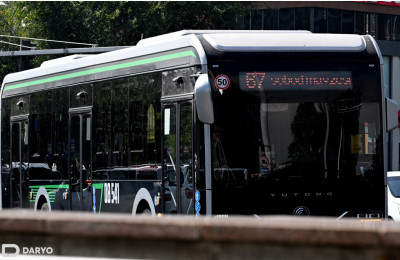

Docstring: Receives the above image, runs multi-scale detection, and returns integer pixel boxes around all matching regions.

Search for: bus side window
[53,89,69,180]
[364,122,376,155]
[30,114,40,158]
[137,170,158,180]
[93,82,112,170]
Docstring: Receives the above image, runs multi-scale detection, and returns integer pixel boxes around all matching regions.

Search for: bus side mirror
[386,97,398,132]
[195,74,214,124]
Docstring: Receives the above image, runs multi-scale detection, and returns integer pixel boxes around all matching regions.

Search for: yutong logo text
[268,192,334,198]
[2,244,53,257]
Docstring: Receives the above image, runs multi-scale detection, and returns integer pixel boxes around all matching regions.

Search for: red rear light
[398,110,400,127]
[164,191,172,201]
[185,188,193,198]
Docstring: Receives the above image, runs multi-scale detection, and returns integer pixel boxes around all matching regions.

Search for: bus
[0,30,398,219]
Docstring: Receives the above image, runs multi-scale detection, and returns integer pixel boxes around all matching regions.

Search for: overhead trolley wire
[0,34,98,47]
[0,39,36,49]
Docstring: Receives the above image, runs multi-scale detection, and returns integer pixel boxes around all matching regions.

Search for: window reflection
[243,7,400,42]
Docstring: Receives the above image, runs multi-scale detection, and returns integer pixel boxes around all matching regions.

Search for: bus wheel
[40,203,50,211]
[140,208,151,215]
[132,188,156,216]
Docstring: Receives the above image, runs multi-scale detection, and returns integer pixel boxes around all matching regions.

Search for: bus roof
[136,29,311,46]
[202,33,365,52]
[1,30,376,97]
[138,30,365,52]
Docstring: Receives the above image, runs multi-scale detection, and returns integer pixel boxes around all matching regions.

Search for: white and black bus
[0,30,397,218]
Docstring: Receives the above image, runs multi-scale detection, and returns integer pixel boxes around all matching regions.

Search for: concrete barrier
[0,210,400,259]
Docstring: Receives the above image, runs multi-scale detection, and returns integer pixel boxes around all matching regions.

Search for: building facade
[239,1,400,170]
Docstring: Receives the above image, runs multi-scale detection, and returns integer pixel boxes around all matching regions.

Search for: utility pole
[18,39,23,71]
[18,40,35,71]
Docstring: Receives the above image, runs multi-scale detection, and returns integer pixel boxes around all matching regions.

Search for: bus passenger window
[364,123,376,154]
[350,123,376,155]
[137,170,158,180]
[351,134,363,154]
[30,115,39,157]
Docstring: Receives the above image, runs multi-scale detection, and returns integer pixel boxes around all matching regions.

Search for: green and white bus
[1,30,397,218]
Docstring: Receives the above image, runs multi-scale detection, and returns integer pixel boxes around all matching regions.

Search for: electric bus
[0,30,397,219]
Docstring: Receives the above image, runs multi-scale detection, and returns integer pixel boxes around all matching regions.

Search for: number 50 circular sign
[215,74,230,90]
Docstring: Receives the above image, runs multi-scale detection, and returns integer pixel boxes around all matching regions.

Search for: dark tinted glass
[111,79,129,167]
[314,8,327,33]
[393,16,400,41]
[109,170,129,180]
[93,73,163,172]
[93,82,112,170]
[279,8,295,30]
[342,11,354,34]
[1,99,11,168]
[378,14,391,40]
[136,170,158,180]
[209,57,383,216]
[129,73,162,166]
[295,8,310,30]
[327,9,340,33]
[368,13,377,37]
[70,85,92,108]
[53,89,68,179]
[264,9,279,30]
[355,12,365,35]
[251,10,263,30]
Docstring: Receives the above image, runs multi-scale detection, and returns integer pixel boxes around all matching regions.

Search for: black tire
[140,208,151,215]
[40,202,50,211]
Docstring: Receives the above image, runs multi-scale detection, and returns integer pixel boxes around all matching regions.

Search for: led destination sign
[239,71,353,91]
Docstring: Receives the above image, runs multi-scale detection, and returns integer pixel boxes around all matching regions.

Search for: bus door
[68,108,92,211]
[10,116,29,208]
[162,101,194,214]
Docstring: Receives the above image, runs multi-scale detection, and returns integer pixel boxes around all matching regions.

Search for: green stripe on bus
[30,184,69,189]
[5,50,197,91]
[93,183,104,214]
[29,184,68,203]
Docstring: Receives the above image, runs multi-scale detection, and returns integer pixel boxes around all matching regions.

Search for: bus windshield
[210,60,384,217]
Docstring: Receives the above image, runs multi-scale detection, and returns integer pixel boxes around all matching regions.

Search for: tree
[0,1,250,80]
[4,1,249,45]
[0,3,22,78]
[142,2,250,38]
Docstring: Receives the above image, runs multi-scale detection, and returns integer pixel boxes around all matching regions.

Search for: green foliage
[0,1,250,82]
[0,57,18,78]
[3,1,249,46]
[143,1,250,37]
